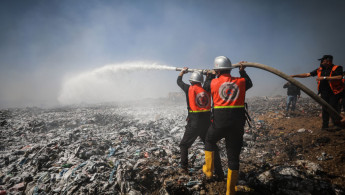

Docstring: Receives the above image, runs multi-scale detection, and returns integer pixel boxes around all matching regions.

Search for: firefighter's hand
[181,67,188,74]
[316,77,324,81]
[239,61,247,71]
[206,70,216,76]
[179,67,188,76]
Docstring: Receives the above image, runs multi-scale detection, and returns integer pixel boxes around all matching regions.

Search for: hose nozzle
[175,67,209,75]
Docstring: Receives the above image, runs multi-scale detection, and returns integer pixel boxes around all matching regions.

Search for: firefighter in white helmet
[202,56,253,194]
[177,68,223,175]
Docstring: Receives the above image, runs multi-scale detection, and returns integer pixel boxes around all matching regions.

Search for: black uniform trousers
[179,112,211,169]
[205,121,244,170]
[321,91,343,127]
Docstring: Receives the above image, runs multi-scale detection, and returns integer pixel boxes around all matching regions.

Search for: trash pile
[0,97,344,194]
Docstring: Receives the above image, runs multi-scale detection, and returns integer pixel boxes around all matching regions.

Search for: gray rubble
[0,97,344,194]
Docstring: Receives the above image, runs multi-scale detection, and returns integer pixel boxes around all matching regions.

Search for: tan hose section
[176,63,342,122]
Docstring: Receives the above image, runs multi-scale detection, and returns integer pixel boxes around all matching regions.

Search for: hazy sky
[1,0,345,108]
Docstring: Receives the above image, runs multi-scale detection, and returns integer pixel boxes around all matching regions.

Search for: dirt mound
[260,112,345,187]
[200,97,345,194]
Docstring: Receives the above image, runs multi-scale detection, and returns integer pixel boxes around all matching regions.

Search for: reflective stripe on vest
[214,105,245,109]
[317,65,344,94]
[211,74,246,108]
[188,83,211,112]
[189,109,211,113]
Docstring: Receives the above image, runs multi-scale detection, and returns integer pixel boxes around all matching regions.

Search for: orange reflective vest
[188,84,211,113]
[211,74,246,109]
[317,65,344,95]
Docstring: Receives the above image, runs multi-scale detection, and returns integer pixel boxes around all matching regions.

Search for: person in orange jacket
[202,56,252,194]
[291,55,344,129]
[177,68,223,175]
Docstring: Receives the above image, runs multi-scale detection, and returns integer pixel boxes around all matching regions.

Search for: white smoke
[58,61,177,105]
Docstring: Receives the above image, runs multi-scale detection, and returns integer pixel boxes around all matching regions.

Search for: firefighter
[291,55,344,130]
[202,56,253,194]
[177,68,221,175]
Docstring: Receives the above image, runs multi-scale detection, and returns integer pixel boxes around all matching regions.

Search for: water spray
[175,62,342,123]
[58,62,177,104]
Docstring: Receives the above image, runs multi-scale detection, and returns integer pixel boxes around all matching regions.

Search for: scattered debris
[0,97,344,194]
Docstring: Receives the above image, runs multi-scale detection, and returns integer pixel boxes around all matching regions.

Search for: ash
[0,97,344,194]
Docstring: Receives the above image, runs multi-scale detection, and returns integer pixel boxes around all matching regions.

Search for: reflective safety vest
[211,74,246,109]
[317,65,344,95]
[188,84,211,113]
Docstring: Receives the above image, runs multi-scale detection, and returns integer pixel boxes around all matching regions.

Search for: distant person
[177,68,215,174]
[291,55,344,129]
[283,82,301,112]
[203,57,252,194]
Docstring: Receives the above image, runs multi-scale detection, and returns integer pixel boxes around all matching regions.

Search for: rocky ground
[0,96,344,195]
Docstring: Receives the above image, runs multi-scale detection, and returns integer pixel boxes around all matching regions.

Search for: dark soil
[258,112,345,187]
[205,110,345,194]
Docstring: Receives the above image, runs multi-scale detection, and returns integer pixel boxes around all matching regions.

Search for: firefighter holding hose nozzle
[291,55,344,130]
[177,67,223,175]
[202,56,253,194]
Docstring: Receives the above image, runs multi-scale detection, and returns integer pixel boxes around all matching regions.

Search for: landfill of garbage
[0,96,344,194]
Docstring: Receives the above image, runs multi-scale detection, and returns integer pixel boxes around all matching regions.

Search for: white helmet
[189,71,204,83]
[213,56,233,70]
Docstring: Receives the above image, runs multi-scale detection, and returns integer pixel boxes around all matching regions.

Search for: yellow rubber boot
[202,150,214,179]
[226,169,239,195]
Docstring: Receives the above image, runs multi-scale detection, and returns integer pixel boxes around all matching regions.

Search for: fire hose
[176,62,342,123]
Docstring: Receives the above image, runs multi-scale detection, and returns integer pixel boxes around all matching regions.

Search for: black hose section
[232,62,341,122]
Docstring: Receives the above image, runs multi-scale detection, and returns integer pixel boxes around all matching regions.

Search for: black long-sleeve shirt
[283,82,301,96]
[177,76,191,110]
